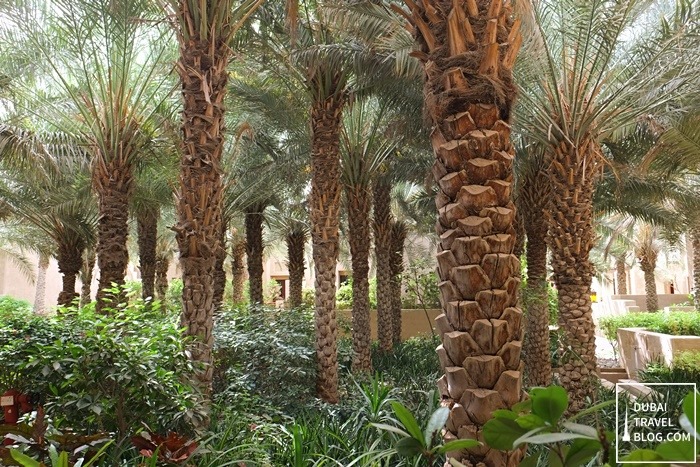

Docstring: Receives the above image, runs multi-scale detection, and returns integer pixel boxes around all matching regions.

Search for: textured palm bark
[155,254,169,309]
[310,91,344,404]
[137,208,158,302]
[80,249,96,308]
[213,221,227,311]
[639,255,658,312]
[546,139,599,412]
[33,254,49,314]
[407,1,524,464]
[57,240,84,306]
[94,162,132,312]
[245,206,265,304]
[512,205,525,260]
[346,184,373,373]
[692,228,700,310]
[390,221,407,345]
[522,221,551,387]
[230,238,246,304]
[373,179,394,352]
[174,35,228,399]
[616,254,628,295]
[286,230,306,309]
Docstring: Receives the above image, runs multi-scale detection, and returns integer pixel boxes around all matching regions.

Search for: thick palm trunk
[616,254,628,295]
[522,217,552,387]
[546,140,599,411]
[155,254,169,309]
[33,254,49,314]
[137,208,158,302]
[639,256,658,311]
[245,206,265,304]
[692,228,700,310]
[373,179,394,352]
[80,248,96,308]
[390,221,407,346]
[57,240,84,307]
[213,221,227,311]
[94,161,132,312]
[231,238,246,304]
[346,184,373,373]
[174,36,228,400]
[408,1,524,464]
[310,92,344,404]
[286,230,306,309]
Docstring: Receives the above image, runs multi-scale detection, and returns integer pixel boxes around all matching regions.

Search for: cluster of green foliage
[335,278,378,310]
[402,259,441,310]
[639,351,700,384]
[599,311,700,343]
[0,298,204,440]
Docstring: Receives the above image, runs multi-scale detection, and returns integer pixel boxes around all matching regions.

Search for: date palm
[158,0,263,402]
[517,0,700,409]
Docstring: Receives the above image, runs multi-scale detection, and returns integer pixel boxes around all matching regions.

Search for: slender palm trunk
[155,254,169,310]
[346,184,373,373]
[94,159,132,313]
[639,255,658,311]
[33,253,49,314]
[546,140,599,411]
[174,34,228,401]
[408,1,524,463]
[213,221,227,311]
[616,254,628,295]
[522,215,552,387]
[137,208,158,302]
[390,221,407,346]
[692,228,700,310]
[57,240,84,307]
[231,238,246,304]
[80,248,96,308]
[513,205,525,260]
[310,91,344,404]
[373,179,394,352]
[286,230,306,309]
[245,206,265,304]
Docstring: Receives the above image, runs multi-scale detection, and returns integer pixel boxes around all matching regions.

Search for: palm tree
[230,227,247,304]
[158,0,263,400]
[398,1,524,462]
[341,98,395,371]
[514,144,552,387]
[634,224,662,311]
[373,176,395,352]
[517,0,700,409]
[389,219,407,345]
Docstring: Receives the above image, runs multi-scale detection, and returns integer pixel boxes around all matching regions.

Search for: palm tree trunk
[640,256,658,312]
[408,1,524,464]
[213,221,227,311]
[373,179,394,352]
[94,160,132,313]
[522,216,552,387]
[310,91,344,404]
[80,248,96,308]
[231,238,246,304]
[33,253,49,314]
[155,254,169,310]
[346,184,373,373]
[57,240,84,307]
[286,230,306,309]
[390,221,407,346]
[174,33,228,401]
[245,205,265,304]
[546,140,599,412]
[616,254,628,295]
[137,208,158,302]
[692,228,700,310]
[513,205,525,260]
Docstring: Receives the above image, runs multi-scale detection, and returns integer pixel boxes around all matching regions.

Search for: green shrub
[402,268,440,309]
[0,295,32,319]
[335,278,377,310]
[0,299,204,438]
[599,311,700,343]
[639,351,700,384]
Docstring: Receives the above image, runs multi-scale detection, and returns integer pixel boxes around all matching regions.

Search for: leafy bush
[0,299,204,439]
[599,311,700,344]
[402,262,440,309]
[166,278,184,314]
[335,278,377,310]
[0,295,32,319]
[639,351,700,384]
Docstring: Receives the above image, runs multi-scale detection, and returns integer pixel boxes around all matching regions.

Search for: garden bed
[617,327,700,379]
